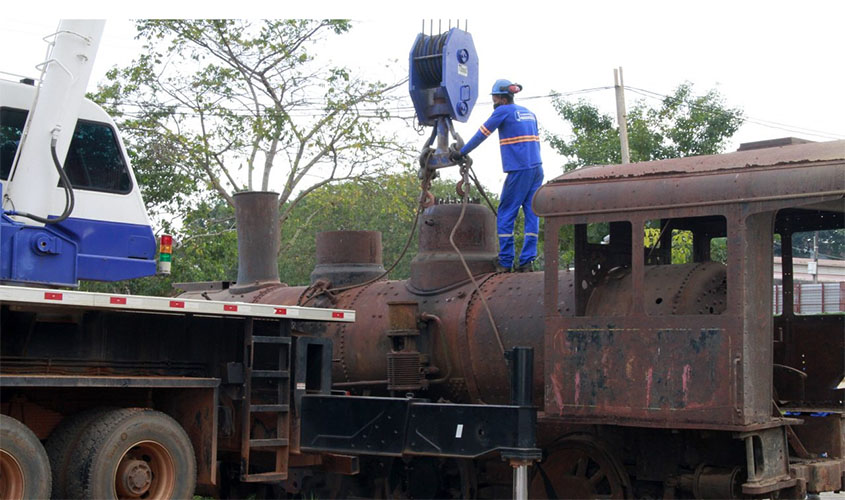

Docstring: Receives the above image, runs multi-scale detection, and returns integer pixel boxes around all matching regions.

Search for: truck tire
[46,407,115,499]
[0,414,52,500]
[66,408,196,499]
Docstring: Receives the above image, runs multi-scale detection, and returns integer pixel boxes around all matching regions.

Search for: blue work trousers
[497,165,543,268]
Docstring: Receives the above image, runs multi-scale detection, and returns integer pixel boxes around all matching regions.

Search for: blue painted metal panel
[409,28,479,126]
[77,254,156,281]
[1,184,157,285]
[51,217,157,282]
[10,225,78,285]
[50,217,155,259]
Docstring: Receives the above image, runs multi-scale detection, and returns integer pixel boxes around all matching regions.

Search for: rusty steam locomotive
[176,137,845,498]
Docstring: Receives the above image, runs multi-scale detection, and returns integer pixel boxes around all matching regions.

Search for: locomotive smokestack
[233,191,281,289]
[310,231,386,287]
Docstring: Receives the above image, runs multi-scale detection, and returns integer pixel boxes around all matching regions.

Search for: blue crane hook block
[409,28,478,126]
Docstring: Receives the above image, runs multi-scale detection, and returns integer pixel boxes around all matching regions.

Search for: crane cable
[449,157,506,355]
[296,172,433,305]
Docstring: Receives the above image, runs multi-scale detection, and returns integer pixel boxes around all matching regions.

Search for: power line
[102,83,844,141]
[105,86,614,118]
[624,85,845,141]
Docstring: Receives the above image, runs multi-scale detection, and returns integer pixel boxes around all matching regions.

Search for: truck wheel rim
[0,450,24,500]
[114,441,175,499]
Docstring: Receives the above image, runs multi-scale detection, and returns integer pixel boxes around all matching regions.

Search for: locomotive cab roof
[533,139,845,219]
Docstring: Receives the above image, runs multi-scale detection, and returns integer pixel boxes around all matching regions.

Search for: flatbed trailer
[0,283,355,497]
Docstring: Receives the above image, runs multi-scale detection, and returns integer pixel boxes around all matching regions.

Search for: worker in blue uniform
[451,79,544,273]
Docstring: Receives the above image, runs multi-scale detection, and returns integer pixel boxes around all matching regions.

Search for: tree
[547,82,743,266]
[91,19,411,228]
[546,82,744,171]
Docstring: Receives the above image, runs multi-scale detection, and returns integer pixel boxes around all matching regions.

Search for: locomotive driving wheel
[529,436,631,499]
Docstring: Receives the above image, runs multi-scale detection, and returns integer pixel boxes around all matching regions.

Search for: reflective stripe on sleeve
[499,135,539,145]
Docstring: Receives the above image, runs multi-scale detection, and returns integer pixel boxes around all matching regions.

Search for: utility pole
[614,67,631,164]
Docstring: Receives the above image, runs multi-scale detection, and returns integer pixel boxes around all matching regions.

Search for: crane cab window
[644,215,728,316]
[0,108,26,180]
[0,107,132,193]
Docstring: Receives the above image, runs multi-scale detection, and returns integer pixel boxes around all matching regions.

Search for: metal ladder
[240,317,292,482]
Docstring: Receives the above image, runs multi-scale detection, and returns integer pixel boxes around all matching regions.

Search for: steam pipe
[422,312,452,384]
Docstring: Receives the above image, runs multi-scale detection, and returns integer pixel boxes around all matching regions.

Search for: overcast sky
[3,1,844,192]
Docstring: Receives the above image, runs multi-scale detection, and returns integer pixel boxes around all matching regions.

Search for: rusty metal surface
[791,413,845,459]
[311,231,385,287]
[0,399,62,439]
[543,262,736,424]
[790,459,845,493]
[159,387,218,487]
[545,139,845,183]
[409,203,497,292]
[585,263,727,317]
[543,219,748,428]
[463,271,556,405]
[232,191,281,289]
[254,268,570,408]
[533,140,845,217]
[774,315,845,404]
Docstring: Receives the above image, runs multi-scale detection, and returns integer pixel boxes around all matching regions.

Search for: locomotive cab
[534,139,844,497]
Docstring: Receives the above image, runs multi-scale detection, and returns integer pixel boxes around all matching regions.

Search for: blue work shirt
[460,103,542,172]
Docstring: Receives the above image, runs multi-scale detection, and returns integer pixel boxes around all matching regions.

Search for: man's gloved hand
[449,146,466,164]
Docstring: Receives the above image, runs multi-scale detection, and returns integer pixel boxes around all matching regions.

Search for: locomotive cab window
[644,215,728,316]
[561,221,633,317]
[774,207,845,316]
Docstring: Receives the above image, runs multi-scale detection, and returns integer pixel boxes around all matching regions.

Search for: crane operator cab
[0,21,157,288]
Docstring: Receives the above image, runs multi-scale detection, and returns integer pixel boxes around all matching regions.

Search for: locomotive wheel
[529,437,631,499]
[0,414,52,500]
[65,408,196,499]
[46,407,115,499]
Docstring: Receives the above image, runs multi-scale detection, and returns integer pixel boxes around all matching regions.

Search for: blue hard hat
[491,79,523,95]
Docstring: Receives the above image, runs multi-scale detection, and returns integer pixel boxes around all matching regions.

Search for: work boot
[492,258,511,273]
[515,261,534,273]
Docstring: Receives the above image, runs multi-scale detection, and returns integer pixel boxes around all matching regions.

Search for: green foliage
[546,82,744,171]
[643,227,693,264]
[89,19,411,229]
[711,237,728,264]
